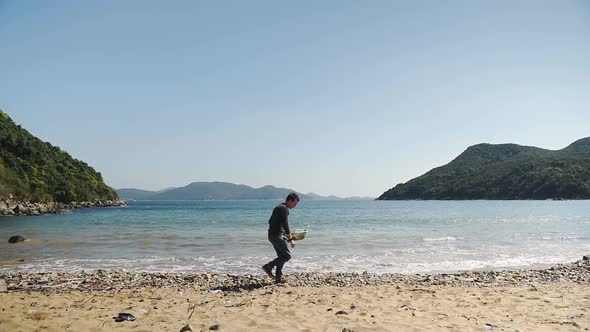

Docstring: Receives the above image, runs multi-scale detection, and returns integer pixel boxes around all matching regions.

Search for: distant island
[378,137,590,200]
[117,183,373,201]
[0,110,123,215]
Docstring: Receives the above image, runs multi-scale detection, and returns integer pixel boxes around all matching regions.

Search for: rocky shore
[0,199,126,216]
[1,258,588,294]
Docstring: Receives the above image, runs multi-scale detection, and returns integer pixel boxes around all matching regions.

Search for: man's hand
[289,239,295,248]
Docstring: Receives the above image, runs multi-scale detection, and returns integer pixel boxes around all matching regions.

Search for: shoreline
[2,258,588,293]
[0,199,126,216]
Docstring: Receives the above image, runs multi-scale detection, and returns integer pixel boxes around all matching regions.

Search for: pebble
[179,324,193,332]
[0,259,588,293]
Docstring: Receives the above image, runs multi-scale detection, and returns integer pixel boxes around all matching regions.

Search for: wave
[541,234,583,240]
[3,246,588,275]
[422,236,463,241]
[515,233,584,241]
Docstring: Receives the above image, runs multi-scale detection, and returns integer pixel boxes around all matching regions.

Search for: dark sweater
[268,203,291,236]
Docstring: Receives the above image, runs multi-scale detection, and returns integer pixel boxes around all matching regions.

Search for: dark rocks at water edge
[0,199,127,216]
[8,236,25,243]
[1,259,589,293]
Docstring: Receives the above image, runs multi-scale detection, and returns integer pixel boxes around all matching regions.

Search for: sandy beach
[1,283,589,332]
[1,261,589,332]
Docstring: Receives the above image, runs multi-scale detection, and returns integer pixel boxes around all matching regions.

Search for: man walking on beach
[262,193,299,284]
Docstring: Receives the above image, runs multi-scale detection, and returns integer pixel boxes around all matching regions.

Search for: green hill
[378,138,590,200]
[0,110,117,203]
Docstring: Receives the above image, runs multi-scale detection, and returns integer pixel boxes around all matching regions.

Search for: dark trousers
[268,233,291,281]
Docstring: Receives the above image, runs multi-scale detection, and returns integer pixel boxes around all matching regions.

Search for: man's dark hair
[286,193,300,202]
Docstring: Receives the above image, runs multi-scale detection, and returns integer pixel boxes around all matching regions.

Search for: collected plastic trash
[291,225,310,241]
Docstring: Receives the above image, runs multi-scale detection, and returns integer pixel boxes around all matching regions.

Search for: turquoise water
[1,200,589,274]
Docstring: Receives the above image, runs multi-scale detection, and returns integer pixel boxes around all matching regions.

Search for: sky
[1,1,589,197]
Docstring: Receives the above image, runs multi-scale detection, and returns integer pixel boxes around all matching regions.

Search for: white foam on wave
[3,237,589,275]
[3,246,588,275]
[515,232,584,241]
[423,236,463,241]
[541,233,583,240]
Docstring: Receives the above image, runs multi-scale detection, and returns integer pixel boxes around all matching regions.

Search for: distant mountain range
[116,182,373,201]
[378,137,590,200]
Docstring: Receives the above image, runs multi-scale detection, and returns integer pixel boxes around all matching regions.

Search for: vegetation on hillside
[378,138,590,200]
[0,110,118,203]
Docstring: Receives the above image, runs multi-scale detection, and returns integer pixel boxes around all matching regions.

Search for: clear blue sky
[1,1,589,197]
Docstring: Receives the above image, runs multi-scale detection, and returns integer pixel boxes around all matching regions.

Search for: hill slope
[0,110,117,203]
[378,138,590,200]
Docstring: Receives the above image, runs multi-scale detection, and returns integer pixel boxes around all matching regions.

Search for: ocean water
[1,200,589,275]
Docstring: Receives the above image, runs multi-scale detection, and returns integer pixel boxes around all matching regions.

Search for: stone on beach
[179,324,193,332]
[8,235,25,243]
[0,259,589,294]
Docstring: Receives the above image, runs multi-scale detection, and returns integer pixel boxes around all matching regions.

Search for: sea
[1,200,589,275]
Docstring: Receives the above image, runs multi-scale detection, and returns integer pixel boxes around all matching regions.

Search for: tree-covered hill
[378,138,590,200]
[0,110,118,203]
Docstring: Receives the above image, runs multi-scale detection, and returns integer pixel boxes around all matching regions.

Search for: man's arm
[279,206,292,240]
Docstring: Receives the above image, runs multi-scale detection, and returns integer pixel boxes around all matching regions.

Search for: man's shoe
[275,276,286,284]
[262,264,274,278]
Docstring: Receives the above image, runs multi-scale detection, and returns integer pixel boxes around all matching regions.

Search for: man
[262,193,299,284]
